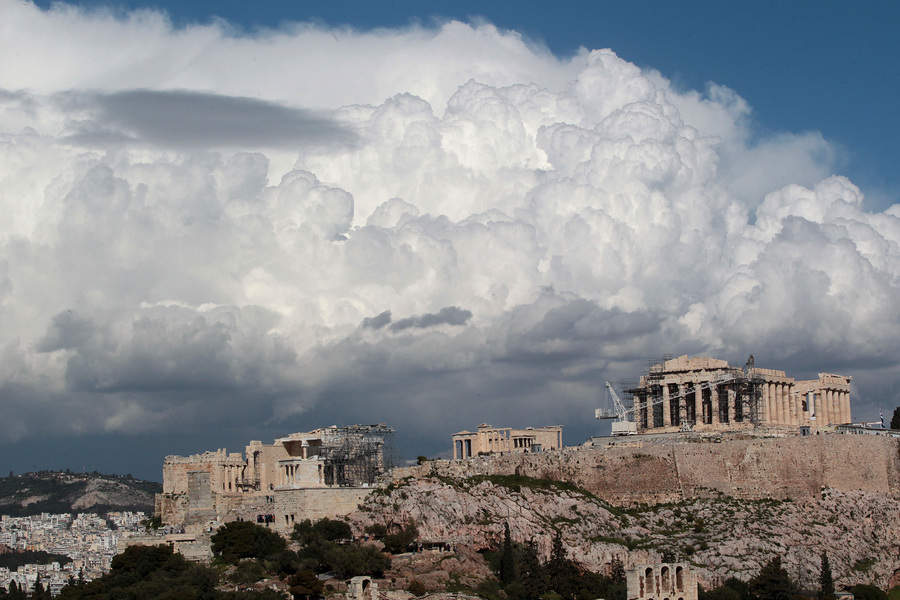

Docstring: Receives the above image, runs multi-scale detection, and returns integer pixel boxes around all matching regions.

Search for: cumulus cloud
[0,2,898,464]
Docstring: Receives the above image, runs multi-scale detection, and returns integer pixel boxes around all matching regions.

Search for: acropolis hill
[395,432,900,506]
[153,356,900,588]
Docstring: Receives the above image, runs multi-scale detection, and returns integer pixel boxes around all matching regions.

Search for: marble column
[662,384,671,427]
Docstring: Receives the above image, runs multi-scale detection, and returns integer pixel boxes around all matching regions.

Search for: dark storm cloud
[57,89,359,150]
[36,310,94,353]
[361,310,393,330]
[389,306,473,331]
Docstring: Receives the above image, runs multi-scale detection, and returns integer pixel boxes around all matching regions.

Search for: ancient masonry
[625,355,851,434]
[400,434,900,505]
[156,424,398,533]
[451,424,563,459]
[627,563,698,600]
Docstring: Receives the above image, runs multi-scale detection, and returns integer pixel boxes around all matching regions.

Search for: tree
[547,532,580,599]
[891,406,900,430]
[501,523,517,585]
[292,518,352,545]
[609,557,625,585]
[210,521,287,564]
[289,570,324,600]
[819,552,835,600]
[383,521,418,554]
[849,585,888,600]
[749,557,794,600]
[519,540,550,600]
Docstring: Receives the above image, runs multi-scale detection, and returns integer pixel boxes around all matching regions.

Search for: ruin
[627,563,698,600]
[451,423,563,459]
[156,424,399,532]
[622,355,851,434]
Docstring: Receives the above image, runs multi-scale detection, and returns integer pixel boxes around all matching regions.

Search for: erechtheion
[452,423,563,459]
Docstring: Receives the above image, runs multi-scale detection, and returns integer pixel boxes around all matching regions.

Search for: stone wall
[273,487,375,533]
[399,433,900,505]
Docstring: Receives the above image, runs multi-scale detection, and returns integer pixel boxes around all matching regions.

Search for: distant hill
[0,470,161,517]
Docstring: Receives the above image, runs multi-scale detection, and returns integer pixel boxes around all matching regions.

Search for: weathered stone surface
[356,435,900,590]
[397,434,900,504]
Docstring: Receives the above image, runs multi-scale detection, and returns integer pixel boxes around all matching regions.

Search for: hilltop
[344,433,900,591]
[0,470,161,516]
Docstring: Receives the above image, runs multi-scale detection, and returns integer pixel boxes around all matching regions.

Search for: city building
[451,423,563,459]
[624,355,851,434]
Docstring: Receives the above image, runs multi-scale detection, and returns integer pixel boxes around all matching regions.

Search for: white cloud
[0,2,898,457]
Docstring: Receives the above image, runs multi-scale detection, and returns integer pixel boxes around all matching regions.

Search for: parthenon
[626,356,851,433]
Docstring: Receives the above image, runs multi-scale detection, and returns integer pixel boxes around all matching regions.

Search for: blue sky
[32,0,900,210]
[2,0,899,481]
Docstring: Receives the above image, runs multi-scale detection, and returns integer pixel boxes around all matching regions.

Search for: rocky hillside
[0,471,160,516]
[348,473,900,591]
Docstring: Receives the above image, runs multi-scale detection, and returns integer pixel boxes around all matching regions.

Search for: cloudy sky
[2,1,899,480]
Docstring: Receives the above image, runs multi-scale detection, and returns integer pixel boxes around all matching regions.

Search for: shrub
[408,580,427,596]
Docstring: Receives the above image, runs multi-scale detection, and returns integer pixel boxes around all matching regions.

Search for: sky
[1,1,899,481]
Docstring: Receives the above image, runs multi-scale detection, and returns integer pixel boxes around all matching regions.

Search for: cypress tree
[891,407,900,430]
[819,552,835,600]
[500,522,516,585]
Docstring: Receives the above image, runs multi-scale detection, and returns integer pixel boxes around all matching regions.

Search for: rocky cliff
[349,434,900,590]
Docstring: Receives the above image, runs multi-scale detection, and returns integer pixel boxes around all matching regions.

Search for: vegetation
[0,549,72,570]
[850,585,889,600]
[819,552,835,600]
[0,470,160,517]
[211,521,288,564]
[54,543,284,599]
[292,517,392,578]
[382,521,418,554]
[479,525,625,600]
[698,555,895,600]
[890,406,900,430]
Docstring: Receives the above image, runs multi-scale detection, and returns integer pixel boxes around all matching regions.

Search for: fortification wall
[399,434,900,505]
[273,488,374,533]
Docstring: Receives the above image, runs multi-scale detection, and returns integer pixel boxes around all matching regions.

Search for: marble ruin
[627,563,698,600]
[626,356,851,434]
[156,424,397,532]
[452,423,563,459]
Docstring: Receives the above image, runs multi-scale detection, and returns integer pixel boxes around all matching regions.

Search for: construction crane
[596,382,637,435]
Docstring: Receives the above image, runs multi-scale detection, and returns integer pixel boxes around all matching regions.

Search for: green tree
[609,557,625,585]
[850,585,888,600]
[749,557,795,600]
[383,521,418,554]
[326,544,391,578]
[57,544,224,600]
[292,518,352,545]
[819,552,835,600]
[547,532,580,599]
[211,521,287,564]
[289,570,324,600]
[501,522,517,585]
[891,407,900,430]
[519,540,550,600]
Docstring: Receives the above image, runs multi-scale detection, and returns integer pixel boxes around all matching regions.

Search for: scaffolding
[622,355,765,432]
[317,424,401,487]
